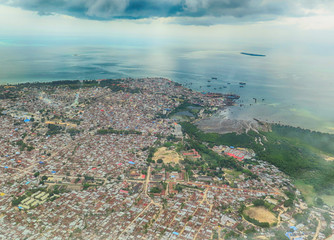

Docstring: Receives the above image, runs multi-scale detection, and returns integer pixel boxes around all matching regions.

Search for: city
[1,78,333,239]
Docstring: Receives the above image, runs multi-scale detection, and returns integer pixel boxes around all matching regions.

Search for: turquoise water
[0,44,333,133]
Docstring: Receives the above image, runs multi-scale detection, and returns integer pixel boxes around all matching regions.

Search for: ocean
[1,44,333,133]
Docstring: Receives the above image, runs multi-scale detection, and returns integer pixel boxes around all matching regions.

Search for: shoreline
[1,77,333,135]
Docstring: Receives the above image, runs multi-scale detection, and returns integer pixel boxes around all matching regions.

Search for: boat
[206,93,223,98]
[239,82,246,85]
[224,94,240,100]
[207,85,211,87]
[212,77,217,80]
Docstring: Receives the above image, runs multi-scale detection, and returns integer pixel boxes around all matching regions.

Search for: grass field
[224,169,242,178]
[295,180,334,206]
[320,195,334,207]
[294,180,316,206]
[244,206,277,224]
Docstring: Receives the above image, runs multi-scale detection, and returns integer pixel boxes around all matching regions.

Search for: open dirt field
[324,156,334,161]
[45,121,77,128]
[244,206,277,224]
[153,147,183,164]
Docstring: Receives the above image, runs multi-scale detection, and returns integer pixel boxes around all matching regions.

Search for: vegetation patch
[320,194,334,207]
[46,124,64,136]
[16,140,34,151]
[181,121,334,195]
[294,180,316,206]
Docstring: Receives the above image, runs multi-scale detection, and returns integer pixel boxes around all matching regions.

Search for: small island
[241,52,266,57]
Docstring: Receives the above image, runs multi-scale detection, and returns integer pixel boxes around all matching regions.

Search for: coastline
[1,77,334,134]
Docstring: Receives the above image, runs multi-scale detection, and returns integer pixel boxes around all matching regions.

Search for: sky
[0,0,333,48]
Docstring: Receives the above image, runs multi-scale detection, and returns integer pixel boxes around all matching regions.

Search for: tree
[315,197,324,207]
[157,159,163,164]
[34,171,40,177]
[12,194,26,206]
[27,146,34,151]
[150,187,162,194]
[236,223,244,231]
[253,199,265,207]
[273,230,289,240]
[284,199,294,207]
[323,212,331,224]
[324,226,332,238]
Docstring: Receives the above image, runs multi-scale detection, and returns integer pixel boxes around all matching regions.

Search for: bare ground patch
[153,147,183,164]
[324,156,334,161]
[244,206,277,224]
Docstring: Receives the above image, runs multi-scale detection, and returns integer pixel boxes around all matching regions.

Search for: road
[127,178,279,196]
[179,188,212,238]
[313,217,321,240]
[117,202,153,239]
[144,166,151,195]
[183,181,280,195]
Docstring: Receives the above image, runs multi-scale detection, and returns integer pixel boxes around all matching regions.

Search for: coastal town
[0,78,333,239]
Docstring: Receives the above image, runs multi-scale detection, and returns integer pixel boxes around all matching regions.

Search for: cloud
[0,0,333,23]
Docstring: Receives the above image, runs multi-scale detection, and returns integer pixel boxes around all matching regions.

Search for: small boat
[224,94,240,100]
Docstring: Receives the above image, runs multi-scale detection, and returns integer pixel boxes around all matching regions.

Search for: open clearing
[45,120,77,128]
[223,169,242,179]
[320,195,334,207]
[244,207,277,224]
[153,147,183,164]
[224,169,242,177]
[295,180,334,206]
[324,156,334,161]
[295,180,316,206]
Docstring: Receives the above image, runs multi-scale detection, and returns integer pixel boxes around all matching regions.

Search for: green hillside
[181,122,334,197]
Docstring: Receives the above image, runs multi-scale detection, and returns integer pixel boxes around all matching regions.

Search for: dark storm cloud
[0,0,332,22]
